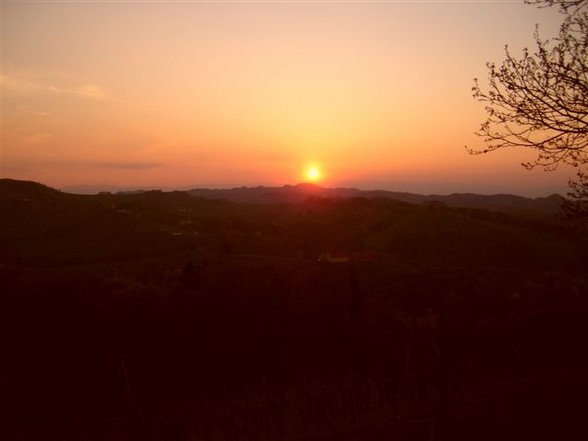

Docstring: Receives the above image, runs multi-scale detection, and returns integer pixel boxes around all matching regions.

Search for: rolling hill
[1,178,587,441]
[185,183,564,217]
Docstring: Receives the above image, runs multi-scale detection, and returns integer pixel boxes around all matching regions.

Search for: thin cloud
[22,133,52,145]
[1,74,107,101]
[100,162,163,170]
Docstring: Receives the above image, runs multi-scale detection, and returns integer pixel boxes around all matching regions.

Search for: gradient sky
[0,0,577,196]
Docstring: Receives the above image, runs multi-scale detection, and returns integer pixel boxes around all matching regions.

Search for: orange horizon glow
[0,1,574,196]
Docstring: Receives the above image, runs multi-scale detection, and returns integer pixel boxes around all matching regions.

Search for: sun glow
[305,165,321,182]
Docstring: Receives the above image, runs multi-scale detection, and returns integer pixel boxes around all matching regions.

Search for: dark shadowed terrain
[1,178,587,441]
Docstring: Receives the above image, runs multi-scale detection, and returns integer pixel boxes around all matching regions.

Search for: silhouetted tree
[471,0,587,169]
[562,170,588,226]
[471,0,587,224]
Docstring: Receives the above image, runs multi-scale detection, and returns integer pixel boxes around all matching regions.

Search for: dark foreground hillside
[1,179,587,440]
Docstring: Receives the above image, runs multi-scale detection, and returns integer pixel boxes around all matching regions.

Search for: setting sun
[1,1,572,195]
[305,166,321,182]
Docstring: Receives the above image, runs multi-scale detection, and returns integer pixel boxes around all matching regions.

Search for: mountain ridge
[2,178,563,217]
[184,182,563,217]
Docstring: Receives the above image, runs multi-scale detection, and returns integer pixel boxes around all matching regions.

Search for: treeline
[1,257,587,440]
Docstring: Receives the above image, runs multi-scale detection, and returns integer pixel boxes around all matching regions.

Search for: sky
[0,0,578,196]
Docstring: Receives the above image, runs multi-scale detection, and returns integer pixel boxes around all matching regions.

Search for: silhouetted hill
[0,179,577,271]
[0,178,65,201]
[58,180,564,216]
[186,183,564,217]
[2,179,587,441]
[60,184,136,194]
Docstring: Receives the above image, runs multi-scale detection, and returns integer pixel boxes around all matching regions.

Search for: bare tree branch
[470,0,587,170]
[470,0,588,226]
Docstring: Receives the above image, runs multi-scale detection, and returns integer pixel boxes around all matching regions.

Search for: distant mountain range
[184,183,564,217]
[32,180,563,217]
[60,184,166,194]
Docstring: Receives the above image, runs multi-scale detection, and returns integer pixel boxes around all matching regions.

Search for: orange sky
[0,0,577,196]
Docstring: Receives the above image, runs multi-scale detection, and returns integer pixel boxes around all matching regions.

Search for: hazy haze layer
[0,1,574,196]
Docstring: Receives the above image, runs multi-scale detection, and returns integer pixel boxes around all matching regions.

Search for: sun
[305,165,321,182]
